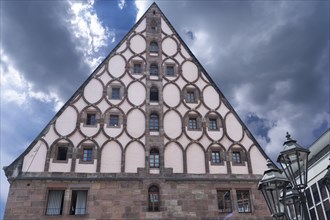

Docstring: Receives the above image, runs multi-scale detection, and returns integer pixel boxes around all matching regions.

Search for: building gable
[4,3,268,181]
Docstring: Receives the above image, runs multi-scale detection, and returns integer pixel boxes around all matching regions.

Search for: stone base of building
[4,178,272,220]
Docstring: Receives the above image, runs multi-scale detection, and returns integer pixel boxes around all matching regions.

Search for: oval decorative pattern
[108,55,126,78]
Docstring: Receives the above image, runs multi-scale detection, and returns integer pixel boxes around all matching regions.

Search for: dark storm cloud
[1,1,90,100]
[157,1,329,159]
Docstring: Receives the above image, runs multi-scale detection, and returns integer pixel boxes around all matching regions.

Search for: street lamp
[258,159,289,220]
[259,133,311,220]
[277,132,310,220]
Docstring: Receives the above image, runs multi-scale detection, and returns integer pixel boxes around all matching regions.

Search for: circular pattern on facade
[54,106,78,136]
[130,34,146,54]
[163,110,182,139]
[108,55,126,78]
[162,37,178,57]
[126,108,146,138]
[127,81,146,106]
[202,85,220,110]
[163,83,181,108]
[225,112,243,142]
[83,78,104,104]
[182,61,199,82]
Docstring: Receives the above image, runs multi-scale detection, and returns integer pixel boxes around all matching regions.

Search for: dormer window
[150,41,158,53]
[150,64,158,76]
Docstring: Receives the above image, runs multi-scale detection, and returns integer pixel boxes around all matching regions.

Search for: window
[150,20,157,33]
[46,190,65,215]
[86,113,96,126]
[150,149,159,168]
[150,64,158,76]
[209,118,217,130]
[217,190,232,213]
[109,115,119,127]
[232,151,241,164]
[70,190,87,215]
[57,146,68,161]
[150,87,158,102]
[166,65,175,76]
[212,151,221,164]
[83,148,93,162]
[133,63,142,74]
[186,91,196,103]
[188,117,197,129]
[148,186,159,211]
[111,87,120,99]
[237,190,251,213]
[150,113,159,131]
[150,41,158,53]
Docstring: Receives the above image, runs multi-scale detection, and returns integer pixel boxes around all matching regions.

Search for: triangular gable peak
[4,3,268,180]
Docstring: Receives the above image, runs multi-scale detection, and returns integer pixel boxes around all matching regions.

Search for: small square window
[57,146,68,161]
[150,64,158,76]
[111,87,120,99]
[150,87,159,102]
[237,190,251,213]
[186,91,196,103]
[232,151,241,164]
[188,118,198,129]
[212,151,221,164]
[134,63,142,74]
[86,113,96,125]
[217,190,232,213]
[166,65,175,76]
[109,115,119,127]
[209,118,217,130]
[83,148,93,162]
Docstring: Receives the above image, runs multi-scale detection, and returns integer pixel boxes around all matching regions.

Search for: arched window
[150,149,159,168]
[150,87,159,102]
[150,64,158,76]
[148,185,159,211]
[150,41,158,53]
[149,113,159,131]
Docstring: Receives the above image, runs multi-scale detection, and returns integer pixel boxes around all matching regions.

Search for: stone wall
[4,179,272,220]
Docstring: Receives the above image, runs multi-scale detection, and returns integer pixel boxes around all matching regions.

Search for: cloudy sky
[1,0,329,216]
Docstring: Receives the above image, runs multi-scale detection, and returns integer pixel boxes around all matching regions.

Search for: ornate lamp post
[276,132,310,220]
[258,159,289,220]
[259,133,311,220]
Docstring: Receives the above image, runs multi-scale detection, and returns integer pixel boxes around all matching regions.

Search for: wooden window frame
[148,186,159,212]
[217,190,232,213]
[236,190,251,213]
